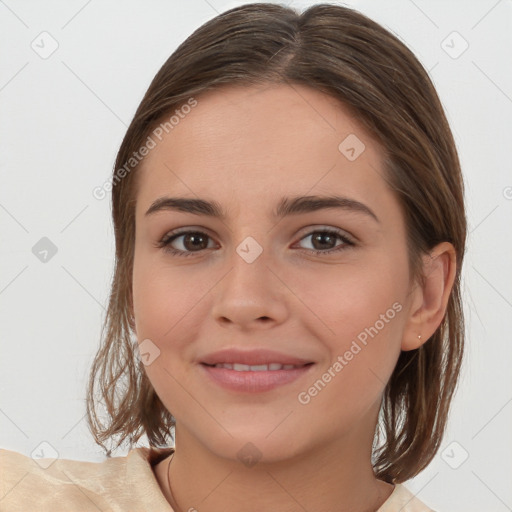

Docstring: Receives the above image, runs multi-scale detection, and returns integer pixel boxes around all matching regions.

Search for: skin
[131,83,456,512]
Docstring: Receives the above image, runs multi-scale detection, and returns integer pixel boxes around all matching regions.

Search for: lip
[199,362,315,393]
[198,348,315,393]
[199,348,314,366]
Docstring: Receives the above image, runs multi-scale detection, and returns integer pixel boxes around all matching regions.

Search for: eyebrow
[144,194,379,223]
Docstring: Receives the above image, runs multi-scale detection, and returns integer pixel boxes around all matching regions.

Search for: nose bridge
[211,235,288,327]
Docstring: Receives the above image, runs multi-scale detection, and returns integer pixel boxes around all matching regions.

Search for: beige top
[0,447,435,511]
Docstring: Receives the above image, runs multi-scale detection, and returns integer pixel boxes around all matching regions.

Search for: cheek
[296,290,404,425]
[288,254,408,342]
[131,256,209,409]
[290,256,407,404]
[132,246,181,341]
[132,253,217,346]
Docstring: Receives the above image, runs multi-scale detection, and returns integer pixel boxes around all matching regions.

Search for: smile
[200,362,315,392]
[206,363,307,371]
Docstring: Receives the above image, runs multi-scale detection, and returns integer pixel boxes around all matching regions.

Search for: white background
[1,1,511,511]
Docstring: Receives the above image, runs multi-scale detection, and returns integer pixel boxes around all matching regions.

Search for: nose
[211,246,289,330]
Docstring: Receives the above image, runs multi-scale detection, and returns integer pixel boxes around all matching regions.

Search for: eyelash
[155,227,356,257]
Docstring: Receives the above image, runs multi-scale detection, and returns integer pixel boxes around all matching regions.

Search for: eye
[156,230,216,257]
[294,228,355,255]
[155,227,355,257]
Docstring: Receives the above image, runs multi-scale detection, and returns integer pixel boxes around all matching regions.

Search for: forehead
[135,83,389,216]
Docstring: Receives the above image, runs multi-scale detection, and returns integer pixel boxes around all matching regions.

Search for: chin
[197,428,309,466]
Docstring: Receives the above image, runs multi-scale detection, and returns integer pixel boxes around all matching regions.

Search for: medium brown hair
[86,2,467,483]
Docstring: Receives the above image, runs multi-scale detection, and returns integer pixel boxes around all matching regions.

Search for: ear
[401,242,457,351]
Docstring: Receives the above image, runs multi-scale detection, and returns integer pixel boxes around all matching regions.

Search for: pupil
[313,233,335,250]
[185,233,207,250]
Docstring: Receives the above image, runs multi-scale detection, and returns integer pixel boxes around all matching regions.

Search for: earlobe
[401,242,457,351]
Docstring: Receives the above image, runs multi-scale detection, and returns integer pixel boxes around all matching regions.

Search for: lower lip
[199,363,315,393]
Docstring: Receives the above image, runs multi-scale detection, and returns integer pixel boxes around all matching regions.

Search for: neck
[156,426,394,512]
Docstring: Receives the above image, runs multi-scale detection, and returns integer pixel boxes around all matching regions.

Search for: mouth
[201,362,314,371]
[199,362,315,392]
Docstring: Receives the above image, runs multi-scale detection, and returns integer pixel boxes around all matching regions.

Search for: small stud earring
[417,334,422,340]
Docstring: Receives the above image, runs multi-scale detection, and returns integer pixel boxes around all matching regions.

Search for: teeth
[212,363,300,371]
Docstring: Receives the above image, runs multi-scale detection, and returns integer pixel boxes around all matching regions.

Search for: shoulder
[378,483,437,512]
[0,446,175,511]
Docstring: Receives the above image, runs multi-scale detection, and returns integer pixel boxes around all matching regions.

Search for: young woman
[0,3,466,511]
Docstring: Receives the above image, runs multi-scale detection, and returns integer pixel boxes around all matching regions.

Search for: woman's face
[132,83,417,462]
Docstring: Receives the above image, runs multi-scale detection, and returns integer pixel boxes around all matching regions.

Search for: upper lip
[200,348,314,366]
